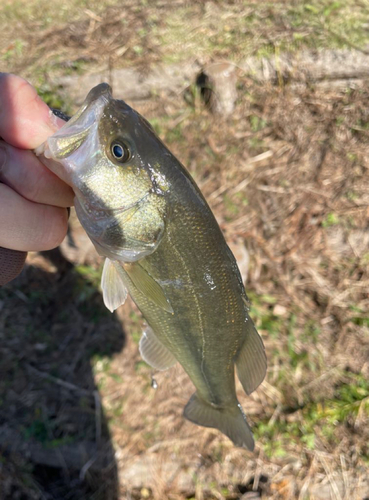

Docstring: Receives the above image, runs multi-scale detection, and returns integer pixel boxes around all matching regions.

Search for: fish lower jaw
[35,146,72,186]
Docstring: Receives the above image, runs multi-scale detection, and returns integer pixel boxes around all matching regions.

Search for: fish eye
[111,141,130,163]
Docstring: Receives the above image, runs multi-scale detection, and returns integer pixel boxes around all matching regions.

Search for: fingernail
[48,108,66,131]
[48,108,60,130]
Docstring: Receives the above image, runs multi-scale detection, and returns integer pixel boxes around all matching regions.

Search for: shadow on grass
[0,248,125,500]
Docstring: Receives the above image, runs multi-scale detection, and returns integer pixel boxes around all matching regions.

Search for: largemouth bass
[35,83,266,450]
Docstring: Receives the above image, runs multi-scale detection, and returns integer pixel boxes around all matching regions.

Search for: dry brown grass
[1,79,368,499]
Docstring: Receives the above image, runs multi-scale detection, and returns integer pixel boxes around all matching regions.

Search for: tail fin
[183,392,254,451]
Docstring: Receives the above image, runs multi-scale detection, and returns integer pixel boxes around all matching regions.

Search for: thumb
[0,73,65,149]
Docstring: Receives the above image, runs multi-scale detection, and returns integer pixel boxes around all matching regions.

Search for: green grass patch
[249,292,282,338]
[74,264,102,287]
[249,115,268,133]
[255,372,369,457]
[0,0,121,28]
[91,354,111,373]
[72,265,106,316]
[135,360,150,372]
[322,212,340,227]
[348,306,369,327]
[36,82,72,114]
[2,0,369,82]
[23,419,48,443]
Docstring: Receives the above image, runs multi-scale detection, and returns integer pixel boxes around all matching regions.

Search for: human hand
[0,73,74,285]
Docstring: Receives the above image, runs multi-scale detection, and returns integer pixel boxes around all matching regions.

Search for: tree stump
[196,62,238,116]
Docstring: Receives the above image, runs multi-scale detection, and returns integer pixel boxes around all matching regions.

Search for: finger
[0,141,74,207]
[0,184,68,252]
[0,73,65,149]
[0,247,27,286]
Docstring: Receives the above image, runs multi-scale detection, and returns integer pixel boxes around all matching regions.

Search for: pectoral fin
[235,320,267,395]
[139,326,177,370]
[101,258,128,312]
[123,262,173,314]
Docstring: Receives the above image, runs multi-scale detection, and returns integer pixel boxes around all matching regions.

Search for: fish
[35,83,267,450]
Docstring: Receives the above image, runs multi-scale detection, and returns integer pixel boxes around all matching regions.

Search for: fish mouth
[67,83,113,128]
[39,84,112,167]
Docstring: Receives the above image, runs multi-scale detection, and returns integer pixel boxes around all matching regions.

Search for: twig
[25,364,91,396]
[80,454,98,481]
[94,390,102,445]
[339,454,349,500]
[325,27,369,56]
[316,452,343,500]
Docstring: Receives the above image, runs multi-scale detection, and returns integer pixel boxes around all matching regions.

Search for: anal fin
[139,326,177,371]
[101,258,128,312]
[235,320,267,395]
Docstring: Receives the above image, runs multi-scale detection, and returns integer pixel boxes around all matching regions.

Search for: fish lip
[84,83,112,106]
